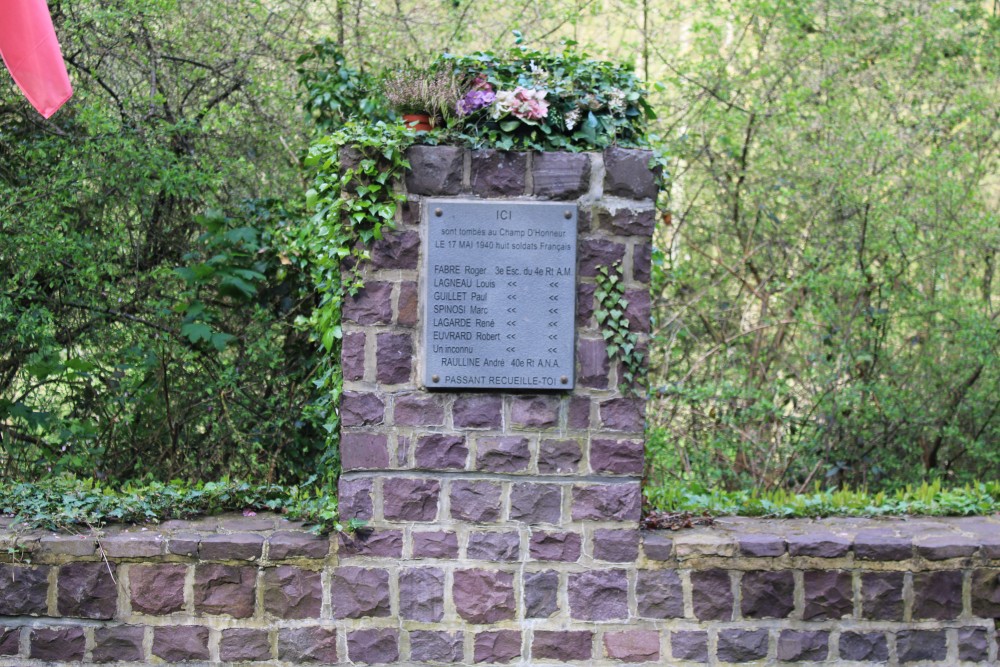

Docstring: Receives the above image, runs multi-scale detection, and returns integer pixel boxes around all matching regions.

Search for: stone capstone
[603,147,658,200]
[532,152,590,199]
[471,150,527,197]
[405,146,463,195]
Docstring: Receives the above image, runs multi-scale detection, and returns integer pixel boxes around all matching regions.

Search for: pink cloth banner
[0,0,73,118]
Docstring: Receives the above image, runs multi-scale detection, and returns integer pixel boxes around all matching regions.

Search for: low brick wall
[0,515,998,665]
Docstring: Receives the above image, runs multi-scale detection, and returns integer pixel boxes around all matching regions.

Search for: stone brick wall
[1,149,998,665]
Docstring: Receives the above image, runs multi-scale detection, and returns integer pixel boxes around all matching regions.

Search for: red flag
[0,0,73,118]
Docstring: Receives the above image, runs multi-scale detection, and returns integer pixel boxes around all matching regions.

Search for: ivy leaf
[595,309,608,324]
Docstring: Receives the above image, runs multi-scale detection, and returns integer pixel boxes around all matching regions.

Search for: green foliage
[646,0,1000,492]
[439,45,656,151]
[0,475,339,533]
[279,121,414,466]
[595,262,645,394]
[297,39,393,135]
[645,479,1000,518]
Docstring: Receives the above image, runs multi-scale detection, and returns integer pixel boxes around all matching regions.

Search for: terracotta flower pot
[402,113,433,132]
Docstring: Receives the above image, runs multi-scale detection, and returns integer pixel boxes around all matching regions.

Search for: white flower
[608,87,627,114]
[564,107,581,130]
[491,90,517,119]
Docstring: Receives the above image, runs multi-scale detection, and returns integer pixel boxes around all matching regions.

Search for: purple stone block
[568,569,628,620]
[861,571,904,621]
[471,149,527,197]
[913,570,963,620]
[474,630,521,664]
[376,332,412,384]
[642,533,674,560]
[511,395,560,428]
[410,631,464,663]
[787,531,851,557]
[525,570,559,618]
[739,534,786,557]
[624,288,651,333]
[468,531,520,562]
[839,632,888,661]
[397,280,418,326]
[415,433,468,470]
[399,567,445,622]
[92,625,145,663]
[603,147,658,200]
[342,331,366,381]
[854,530,912,560]
[636,569,684,619]
[691,569,733,621]
[671,631,708,663]
[598,207,657,237]
[343,281,393,324]
[338,529,402,558]
[405,146,464,195]
[453,394,502,428]
[412,531,459,559]
[590,437,644,475]
[741,570,795,619]
[568,396,591,429]
[532,631,593,662]
[577,282,596,326]
[57,561,118,619]
[167,533,200,557]
[220,628,271,662]
[777,630,828,662]
[572,482,642,521]
[268,531,330,560]
[130,563,187,615]
[453,569,515,623]
[958,627,990,662]
[604,630,659,662]
[330,567,391,619]
[538,438,582,473]
[383,478,439,521]
[337,478,373,521]
[717,629,769,663]
[371,229,420,270]
[802,569,853,620]
[510,483,562,524]
[0,627,19,657]
[577,337,610,389]
[348,628,400,665]
[633,240,652,283]
[152,626,210,662]
[393,393,445,426]
[477,436,530,472]
[278,627,337,663]
[264,566,322,619]
[896,630,947,662]
[530,532,581,562]
[593,529,640,561]
[400,198,419,226]
[340,391,385,427]
[193,564,256,618]
[341,433,389,471]
[578,238,627,278]
[449,480,502,523]
[972,569,1000,617]
[31,627,85,661]
[915,534,979,560]
[532,152,590,199]
[599,397,645,433]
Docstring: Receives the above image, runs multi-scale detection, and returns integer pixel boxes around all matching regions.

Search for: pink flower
[510,87,549,122]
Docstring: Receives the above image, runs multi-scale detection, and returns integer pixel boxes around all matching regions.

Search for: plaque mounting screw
[434,208,443,217]
[432,375,440,383]
[564,210,572,219]
[560,375,569,384]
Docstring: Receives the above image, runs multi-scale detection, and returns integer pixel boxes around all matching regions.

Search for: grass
[644,479,1000,518]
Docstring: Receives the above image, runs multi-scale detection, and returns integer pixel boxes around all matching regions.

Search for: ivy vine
[282,120,414,476]
[594,261,645,395]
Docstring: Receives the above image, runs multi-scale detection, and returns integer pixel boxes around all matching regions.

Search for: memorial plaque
[423,199,577,390]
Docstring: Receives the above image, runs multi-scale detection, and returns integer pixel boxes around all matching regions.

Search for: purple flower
[457,86,496,116]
